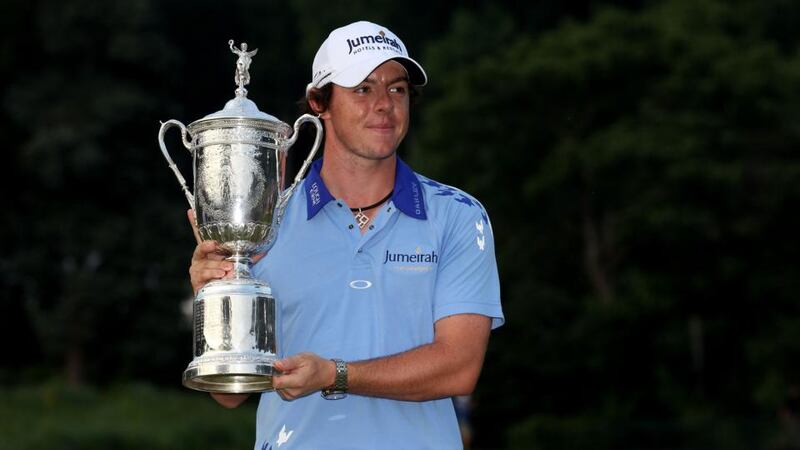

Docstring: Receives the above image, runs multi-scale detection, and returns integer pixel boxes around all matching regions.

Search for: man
[189,21,503,449]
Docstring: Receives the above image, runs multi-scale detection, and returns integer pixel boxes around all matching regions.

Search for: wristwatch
[321,358,348,400]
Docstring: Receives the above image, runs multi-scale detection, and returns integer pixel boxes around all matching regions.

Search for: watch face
[322,391,347,400]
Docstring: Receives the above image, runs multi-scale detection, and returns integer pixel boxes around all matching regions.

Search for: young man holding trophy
[188,21,503,449]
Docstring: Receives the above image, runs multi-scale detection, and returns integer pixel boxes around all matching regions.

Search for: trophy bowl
[158,41,322,393]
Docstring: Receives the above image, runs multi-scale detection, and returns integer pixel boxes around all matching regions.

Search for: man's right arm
[187,210,251,408]
[210,393,251,408]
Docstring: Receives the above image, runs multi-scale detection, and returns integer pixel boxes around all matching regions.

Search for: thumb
[187,209,202,244]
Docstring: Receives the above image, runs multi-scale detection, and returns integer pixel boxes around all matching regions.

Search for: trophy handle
[158,119,196,209]
[280,114,323,203]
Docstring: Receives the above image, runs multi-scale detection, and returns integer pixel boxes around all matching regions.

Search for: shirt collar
[304,158,335,219]
[303,157,427,220]
[392,157,427,220]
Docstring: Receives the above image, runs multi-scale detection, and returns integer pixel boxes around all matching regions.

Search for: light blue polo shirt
[251,157,503,450]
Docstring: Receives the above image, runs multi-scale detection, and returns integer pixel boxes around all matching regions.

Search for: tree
[412,0,800,446]
[2,0,190,384]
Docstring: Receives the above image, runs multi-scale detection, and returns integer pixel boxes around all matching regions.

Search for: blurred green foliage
[2,0,800,448]
[506,414,779,450]
[413,0,800,447]
[0,382,256,450]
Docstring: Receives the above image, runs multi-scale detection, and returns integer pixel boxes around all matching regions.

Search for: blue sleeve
[433,202,504,329]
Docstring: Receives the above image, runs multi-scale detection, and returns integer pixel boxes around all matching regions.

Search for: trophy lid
[201,96,281,122]
[194,40,282,123]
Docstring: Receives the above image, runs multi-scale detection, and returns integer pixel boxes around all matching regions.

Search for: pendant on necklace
[355,210,370,229]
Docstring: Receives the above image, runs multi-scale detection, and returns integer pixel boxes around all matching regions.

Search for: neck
[320,151,396,207]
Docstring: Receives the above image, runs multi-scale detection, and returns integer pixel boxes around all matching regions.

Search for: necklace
[351,190,393,229]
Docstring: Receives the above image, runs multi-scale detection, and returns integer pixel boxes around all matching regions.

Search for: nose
[373,88,393,114]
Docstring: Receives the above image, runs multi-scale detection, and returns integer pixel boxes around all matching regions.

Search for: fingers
[271,353,333,401]
[190,262,233,294]
[189,210,267,267]
[192,240,222,262]
[274,355,300,373]
[193,264,230,281]
[190,240,233,294]
[275,387,297,401]
[272,356,305,398]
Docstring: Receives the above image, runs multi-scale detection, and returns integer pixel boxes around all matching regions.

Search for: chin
[361,142,401,160]
[355,147,397,161]
[367,151,397,161]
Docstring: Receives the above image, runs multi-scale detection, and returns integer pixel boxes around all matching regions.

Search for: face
[317,60,411,162]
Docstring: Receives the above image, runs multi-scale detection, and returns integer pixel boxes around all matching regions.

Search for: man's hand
[272,353,337,401]
[187,208,280,409]
[187,209,267,295]
[188,209,230,294]
[189,241,232,295]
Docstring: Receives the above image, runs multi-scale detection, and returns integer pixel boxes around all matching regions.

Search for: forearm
[210,393,250,408]
[271,314,491,402]
[348,314,491,401]
[349,343,477,401]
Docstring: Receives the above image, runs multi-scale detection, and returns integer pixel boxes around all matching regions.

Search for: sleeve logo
[476,220,486,251]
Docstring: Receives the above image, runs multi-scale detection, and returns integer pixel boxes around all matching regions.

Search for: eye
[354,85,370,94]
[389,79,408,95]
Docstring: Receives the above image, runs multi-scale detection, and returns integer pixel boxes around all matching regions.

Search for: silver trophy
[158,41,322,393]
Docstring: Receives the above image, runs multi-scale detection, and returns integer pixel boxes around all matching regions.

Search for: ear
[309,100,331,120]
[307,89,330,119]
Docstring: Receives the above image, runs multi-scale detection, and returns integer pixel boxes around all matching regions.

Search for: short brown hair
[300,84,334,116]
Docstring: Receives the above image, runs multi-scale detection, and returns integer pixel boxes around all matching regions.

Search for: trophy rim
[188,116,292,135]
[183,365,277,393]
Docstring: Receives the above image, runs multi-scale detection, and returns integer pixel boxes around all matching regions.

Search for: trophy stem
[226,254,253,279]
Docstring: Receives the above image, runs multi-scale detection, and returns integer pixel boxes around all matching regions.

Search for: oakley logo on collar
[309,182,321,206]
[411,181,423,216]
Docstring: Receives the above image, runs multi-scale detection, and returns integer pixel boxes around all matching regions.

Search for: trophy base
[183,358,278,393]
[184,279,279,394]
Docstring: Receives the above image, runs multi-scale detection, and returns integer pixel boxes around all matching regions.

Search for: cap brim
[330,55,427,88]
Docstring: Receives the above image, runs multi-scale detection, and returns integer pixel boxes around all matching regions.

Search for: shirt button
[337,202,343,207]
[369,225,374,230]
[348,224,354,229]
[357,249,363,253]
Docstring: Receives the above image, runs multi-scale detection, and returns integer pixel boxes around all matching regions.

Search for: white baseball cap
[306,21,427,93]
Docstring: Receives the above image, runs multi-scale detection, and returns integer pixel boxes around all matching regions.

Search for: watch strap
[321,358,348,399]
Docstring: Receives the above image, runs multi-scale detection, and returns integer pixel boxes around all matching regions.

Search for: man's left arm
[273,199,501,401]
[349,313,490,400]
[272,313,490,401]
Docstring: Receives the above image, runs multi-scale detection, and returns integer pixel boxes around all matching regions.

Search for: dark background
[2,0,800,448]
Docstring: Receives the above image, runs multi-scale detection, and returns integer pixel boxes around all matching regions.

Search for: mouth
[367,123,395,133]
